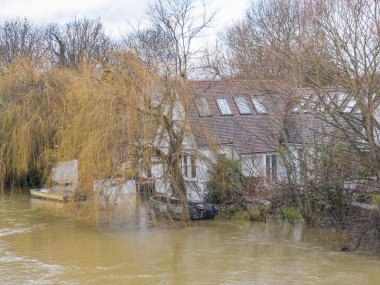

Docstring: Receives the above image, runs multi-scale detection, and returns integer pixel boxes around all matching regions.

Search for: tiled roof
[188,80,310,154]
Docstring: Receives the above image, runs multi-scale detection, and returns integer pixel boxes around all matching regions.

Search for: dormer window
[216,98,233,115]
[252,97,268,114]
[195,98,212,117]
[234,97,252,114]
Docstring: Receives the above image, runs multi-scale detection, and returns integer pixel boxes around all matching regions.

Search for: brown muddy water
[1,191,380,285]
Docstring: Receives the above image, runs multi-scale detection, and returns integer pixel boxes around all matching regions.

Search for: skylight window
[336,93,348,106]
[309,95,323,111]
[251,97,268,114]
[323,94,332,105]
[292,99,305,113]
[234,97,252,114]
[216,98,233,115]
[344,99,356,113]
[195,98,212,117]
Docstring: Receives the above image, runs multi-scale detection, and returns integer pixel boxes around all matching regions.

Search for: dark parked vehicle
[203,203,219,219]
[188,202,219,220]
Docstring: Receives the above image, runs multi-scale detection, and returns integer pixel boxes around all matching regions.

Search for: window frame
[251,97,269,114]
[216,97,233,116]
[344,98,356,113]
[234,97,252,115]
[183,154,196,179]
[265,154,277,181]
[195,97,212,117]
[292,98,306,114]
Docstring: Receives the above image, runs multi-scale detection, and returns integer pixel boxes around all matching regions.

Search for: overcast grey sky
[0,0,250,42]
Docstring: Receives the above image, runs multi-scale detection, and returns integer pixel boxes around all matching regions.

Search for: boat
[30,188,70,202]
[30,186,86,202]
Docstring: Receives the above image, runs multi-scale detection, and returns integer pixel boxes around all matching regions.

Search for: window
[234,97,252,114]
[336,93,348,106]
[183,155,196,178]
[265,154,277,181]
[252,97,268,114]
[323,94,332,106]
[216,98,233,115]
[195,98,212,117]
[344,98,356,113]
[293,95,315,113]
[292,99,305,114]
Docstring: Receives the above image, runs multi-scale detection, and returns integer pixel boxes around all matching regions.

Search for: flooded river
[1,192,380,285]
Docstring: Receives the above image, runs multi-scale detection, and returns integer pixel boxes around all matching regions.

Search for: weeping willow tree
[0,54,157,196]
[0,0,213,221]
[0,58,59,188]
[0,51,197,222]
[53,54,158,191]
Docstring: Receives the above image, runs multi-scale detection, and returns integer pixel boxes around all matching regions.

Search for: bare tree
[125,0,215,78]
[314,0,380,177]
[223,0,380,187]
[224,0,336,84]
[0,19,45,66]
[46,18,114,67]
[122,0,216,199]
[124,27,174,75]
[198,41,232,79]
[220,0,380,250]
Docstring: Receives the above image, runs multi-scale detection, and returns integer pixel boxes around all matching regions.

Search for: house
[148,80,306,202]
[188,80,302,198]
[146,79,380,202]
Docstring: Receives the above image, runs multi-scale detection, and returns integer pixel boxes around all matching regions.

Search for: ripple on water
[0,224,45,238]
[0,251,67,285]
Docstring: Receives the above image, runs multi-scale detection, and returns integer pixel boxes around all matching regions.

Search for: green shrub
[206,156,243,204]
[281,207,302,221]
[220,204,244,216]
[371,194,380,205]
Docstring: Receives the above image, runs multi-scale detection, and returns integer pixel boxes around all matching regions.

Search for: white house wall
[374,106,380,146]
[51,159,78,189]
[196,147,213,183]
[221,145,239,160]
[282,144,303,181]
[185,181,204,202]
[184,147,214,202]
[240,153,288,182]
[277,157,287,181]
[150,146,290,201]
[241,155,264,177]
[151,161,171,194]
[93,179,137,205]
